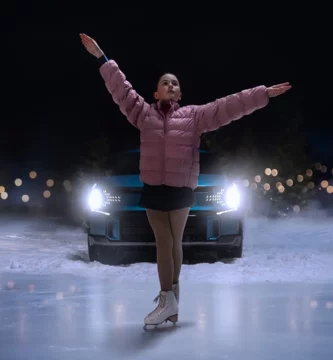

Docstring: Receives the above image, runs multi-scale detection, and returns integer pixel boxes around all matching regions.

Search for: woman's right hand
[80,33,104,58]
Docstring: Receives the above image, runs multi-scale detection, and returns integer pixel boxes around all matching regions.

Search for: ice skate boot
[143,290,178,329]
[172,282,179,304]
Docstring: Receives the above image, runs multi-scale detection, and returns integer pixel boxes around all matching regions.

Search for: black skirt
[139,183,196,211]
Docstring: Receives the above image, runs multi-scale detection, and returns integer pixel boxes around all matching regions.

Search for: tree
[201,109,316,216]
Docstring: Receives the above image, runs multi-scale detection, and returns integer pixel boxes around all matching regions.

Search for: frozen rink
[1,273,333,359]
[0,214,333,358]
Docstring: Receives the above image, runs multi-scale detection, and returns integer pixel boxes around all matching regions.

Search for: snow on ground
[0,214,332,284]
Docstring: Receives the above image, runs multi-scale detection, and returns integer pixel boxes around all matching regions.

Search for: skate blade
[143,314,178,331]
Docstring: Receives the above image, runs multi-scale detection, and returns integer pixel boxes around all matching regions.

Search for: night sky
[4,15,331,174]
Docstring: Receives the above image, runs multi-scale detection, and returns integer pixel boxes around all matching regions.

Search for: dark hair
[156,73,180,89]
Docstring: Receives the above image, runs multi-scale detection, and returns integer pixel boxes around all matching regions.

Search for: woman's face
[154,73,182,102]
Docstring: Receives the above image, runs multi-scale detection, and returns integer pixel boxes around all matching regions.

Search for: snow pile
[0,215,332,283]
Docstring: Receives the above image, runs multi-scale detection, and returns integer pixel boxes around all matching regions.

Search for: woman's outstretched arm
[80,33,150,130]
[194,82,291,134]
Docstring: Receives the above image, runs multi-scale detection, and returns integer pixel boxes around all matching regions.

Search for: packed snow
[0,214,332,284]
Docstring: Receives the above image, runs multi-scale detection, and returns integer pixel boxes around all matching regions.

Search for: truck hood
[101,174,227,188]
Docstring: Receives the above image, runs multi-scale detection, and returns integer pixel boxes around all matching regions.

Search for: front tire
[87,235,96,262]
[228,238,243,258]
[231,221,243,258]
[220,220,243,258]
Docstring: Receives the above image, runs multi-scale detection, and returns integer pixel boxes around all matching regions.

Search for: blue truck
[85,149,244,265]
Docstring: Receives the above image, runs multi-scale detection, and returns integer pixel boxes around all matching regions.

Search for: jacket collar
[155,100,180,111]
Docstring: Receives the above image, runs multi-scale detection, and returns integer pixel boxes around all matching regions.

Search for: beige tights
[146,207,190,291]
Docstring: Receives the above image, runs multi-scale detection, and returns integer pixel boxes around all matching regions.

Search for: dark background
[3,13,332,174]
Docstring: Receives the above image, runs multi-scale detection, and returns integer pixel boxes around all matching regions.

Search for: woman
[80,33,291,327]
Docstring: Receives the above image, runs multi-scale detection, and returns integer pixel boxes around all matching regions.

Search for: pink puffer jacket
[100,60,269,189]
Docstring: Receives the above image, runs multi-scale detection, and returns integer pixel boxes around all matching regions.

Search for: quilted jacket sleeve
[99,59,150,129]
[194,85,269,133]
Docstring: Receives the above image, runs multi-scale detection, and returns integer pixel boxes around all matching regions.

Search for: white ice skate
[143,290,178,329]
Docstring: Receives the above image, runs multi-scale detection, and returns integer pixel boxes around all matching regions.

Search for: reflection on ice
[1,273,332,359]
[0,213,333,358]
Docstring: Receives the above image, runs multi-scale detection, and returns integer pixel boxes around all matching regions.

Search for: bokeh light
[320,165,327,173]
[278,185,285,193]
[321,180,328,189]
[7,280,15,289]
[286,179,293,186]
[293,205,300,213]
[306,169,313,177]
[264,183,270,191]
[243,180,249,187]
[1,192,8,200]
[326,302,333,309]
[251,183,257,189]
[63,180,72,192]
[271,169,278,177]
[327,186,333,194]
[310,300,318,308]
[15,178,22,186]
[68,285,76,295]
[43,190,51,198]
[0,186,5,193]
[22,195,29,203]
[29,171,37,179]
[255,175,261,183]
[297,175,303,182]
[265,168,272,176]
[56,292,64,300]
[307,182,315,190]
[46,179,54,187]
[276,182,282,189]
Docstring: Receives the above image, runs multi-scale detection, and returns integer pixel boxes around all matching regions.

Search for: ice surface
[0,215,333,359]
[0,215,332,284]
[0,273,332,359]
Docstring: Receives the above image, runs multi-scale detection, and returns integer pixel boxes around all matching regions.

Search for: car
[85,149,244,265]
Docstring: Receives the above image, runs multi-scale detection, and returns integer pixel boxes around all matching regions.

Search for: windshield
[199,152,222,174]
[111,151,140,175]
[110,150,220,175]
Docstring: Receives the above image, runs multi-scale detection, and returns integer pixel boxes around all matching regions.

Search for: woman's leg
[169,207,190,284]
[146,209,174,292]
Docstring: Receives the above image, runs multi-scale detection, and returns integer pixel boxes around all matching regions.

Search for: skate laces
[145,292,166,318]
[153,292,166,308]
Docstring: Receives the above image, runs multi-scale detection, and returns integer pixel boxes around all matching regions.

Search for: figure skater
[80,33,291,327]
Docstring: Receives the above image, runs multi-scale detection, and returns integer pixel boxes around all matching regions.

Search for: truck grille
[114,212,212,242]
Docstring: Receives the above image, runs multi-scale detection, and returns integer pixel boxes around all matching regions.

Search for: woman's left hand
[267,82,292,97]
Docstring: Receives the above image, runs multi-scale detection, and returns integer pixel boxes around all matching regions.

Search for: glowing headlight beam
[225,183,240,209]
[88,187,103,211]
[216,208,238,215]
[91,209,110,216]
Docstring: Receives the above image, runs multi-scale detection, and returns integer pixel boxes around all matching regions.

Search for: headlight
[225,184,240,209]
[87,184,121,214]
[88,187,103,211]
